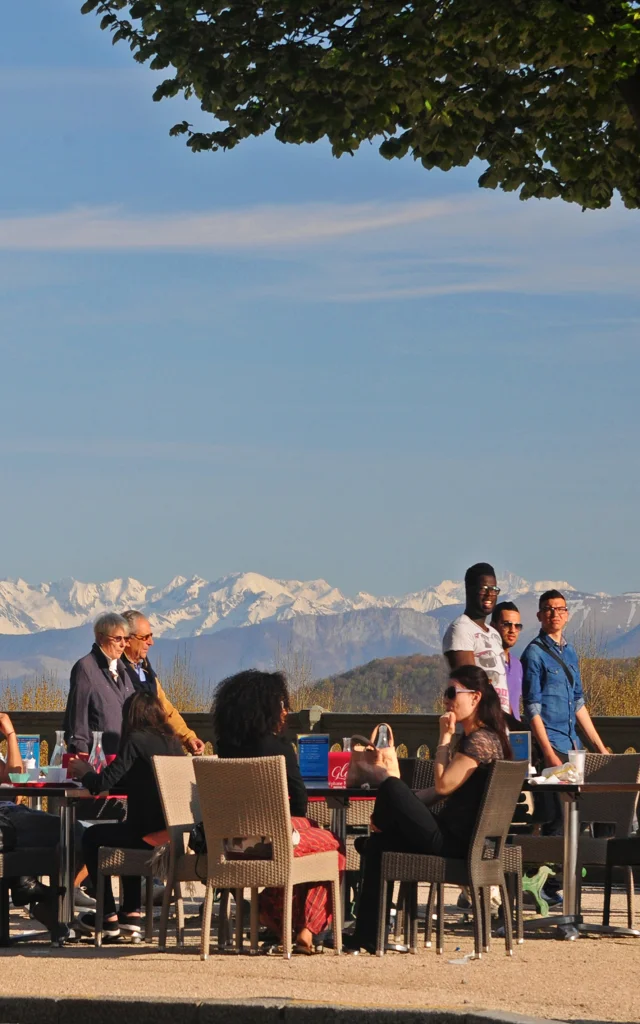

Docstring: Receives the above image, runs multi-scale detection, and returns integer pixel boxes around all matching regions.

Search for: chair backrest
[579,752,640,835]
[411,758,434,789]
[469,759,528,865]
[193,755,293,884]
[153,755,202,833]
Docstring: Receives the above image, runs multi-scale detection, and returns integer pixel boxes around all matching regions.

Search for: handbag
[346,722,401,787]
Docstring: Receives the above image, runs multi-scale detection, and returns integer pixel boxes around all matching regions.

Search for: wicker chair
[376,759,528,958]
[393,758,524,948]
[153,755,206,948]
[603,837,640,927]
[0,848,59,945]
[511,752,640,926]
[193,755,342,959]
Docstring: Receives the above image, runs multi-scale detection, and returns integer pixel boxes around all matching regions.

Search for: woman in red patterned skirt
[213,669,344,953]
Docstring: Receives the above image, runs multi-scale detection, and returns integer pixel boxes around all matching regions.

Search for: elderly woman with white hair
[63,612,135,756]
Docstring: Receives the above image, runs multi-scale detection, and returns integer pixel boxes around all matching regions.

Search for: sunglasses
[497,621,523,631]
[444,685,478,700]
[130,633,153,641]
[104,635,127,643]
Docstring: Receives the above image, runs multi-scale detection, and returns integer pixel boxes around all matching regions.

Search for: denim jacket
[521,631,585,754]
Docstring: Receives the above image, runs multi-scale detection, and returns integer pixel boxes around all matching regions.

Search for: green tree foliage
[81,0,640,208]
[307,653,449,712]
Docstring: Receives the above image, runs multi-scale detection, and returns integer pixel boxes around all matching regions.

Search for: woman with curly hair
[213,669,344,954]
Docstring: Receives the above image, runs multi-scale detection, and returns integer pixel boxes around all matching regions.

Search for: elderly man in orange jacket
[121,609,205,754]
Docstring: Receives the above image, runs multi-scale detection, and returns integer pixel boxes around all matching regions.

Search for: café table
[0,781,123,944]
[521,779,640,941]
[305,784,376,848]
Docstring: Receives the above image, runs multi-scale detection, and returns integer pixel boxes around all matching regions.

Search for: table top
[306,784,377,798]
[523,780,640,793]
[0,782,115,799]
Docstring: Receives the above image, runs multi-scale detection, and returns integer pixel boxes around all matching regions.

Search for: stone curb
[0,996,566,1024]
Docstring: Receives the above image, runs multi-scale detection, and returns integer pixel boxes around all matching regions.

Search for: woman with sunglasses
[347,664,512,953]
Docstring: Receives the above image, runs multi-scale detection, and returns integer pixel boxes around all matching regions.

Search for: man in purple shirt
[491,601,523,725]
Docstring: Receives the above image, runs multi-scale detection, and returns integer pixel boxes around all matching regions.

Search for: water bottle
[89,731,107,773]
[376,724,390,749]
[50,730,66,767]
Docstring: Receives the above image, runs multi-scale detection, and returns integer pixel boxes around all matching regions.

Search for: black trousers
[82,822,152,916]
[354,777,464,947]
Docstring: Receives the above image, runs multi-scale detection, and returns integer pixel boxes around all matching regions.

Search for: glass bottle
[342,737,351,752]
[376,724,389,748]
[89,731,107,773]
[50,730,66,766]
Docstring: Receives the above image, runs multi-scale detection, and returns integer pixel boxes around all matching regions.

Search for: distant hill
[307,654,449,713]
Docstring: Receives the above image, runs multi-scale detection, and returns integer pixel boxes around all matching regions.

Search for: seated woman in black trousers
[69,691,184,939]
[349,665,512,953]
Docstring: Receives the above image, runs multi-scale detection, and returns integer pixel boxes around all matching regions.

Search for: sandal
[293,941,315,955]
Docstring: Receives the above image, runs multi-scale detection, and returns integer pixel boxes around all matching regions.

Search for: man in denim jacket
[522,589,607,768]
[522,589,608,902]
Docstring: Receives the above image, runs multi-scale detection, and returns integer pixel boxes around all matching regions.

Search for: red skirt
[258,817,345,936]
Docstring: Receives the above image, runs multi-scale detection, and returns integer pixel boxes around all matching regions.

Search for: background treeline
[2,649,640,717]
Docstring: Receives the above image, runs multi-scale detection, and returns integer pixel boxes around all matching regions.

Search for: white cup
[568,749,586,781]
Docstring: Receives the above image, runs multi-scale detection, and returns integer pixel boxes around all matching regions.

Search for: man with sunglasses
[491,601,523,722]
[64,612,135,755]
[442,562,510,715]
[121,610,205,755]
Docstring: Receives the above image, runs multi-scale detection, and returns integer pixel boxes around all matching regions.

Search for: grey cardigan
[64,644,135,755]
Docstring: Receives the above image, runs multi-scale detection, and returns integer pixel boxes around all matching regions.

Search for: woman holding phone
[347,665,512,953]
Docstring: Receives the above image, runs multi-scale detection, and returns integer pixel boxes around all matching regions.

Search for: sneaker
[74,887,97,910]
[117,911,142,935]
[75,912,121,939]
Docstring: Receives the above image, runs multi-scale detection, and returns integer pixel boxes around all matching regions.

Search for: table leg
[329,802,347,919]
[523,792,582,939]
[58,799,76,939]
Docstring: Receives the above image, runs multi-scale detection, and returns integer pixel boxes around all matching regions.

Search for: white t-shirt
[442,613,510,713]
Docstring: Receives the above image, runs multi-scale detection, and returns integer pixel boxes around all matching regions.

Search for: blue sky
[1,0,640,598]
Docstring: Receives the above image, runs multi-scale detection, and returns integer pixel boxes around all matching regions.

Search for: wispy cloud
[0,200,457,252]
[0,193,638,303]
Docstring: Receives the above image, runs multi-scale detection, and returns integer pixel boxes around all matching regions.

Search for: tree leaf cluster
[80,0,640,208]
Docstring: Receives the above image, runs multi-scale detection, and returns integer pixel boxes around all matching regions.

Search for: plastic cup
[568,749,586,781]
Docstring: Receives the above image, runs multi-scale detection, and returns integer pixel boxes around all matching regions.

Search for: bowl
[41,766,68,783]
[9,772,30,784]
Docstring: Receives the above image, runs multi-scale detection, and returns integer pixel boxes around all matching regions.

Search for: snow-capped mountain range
[0,570,579,638]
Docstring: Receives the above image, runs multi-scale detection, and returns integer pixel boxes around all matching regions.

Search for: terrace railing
[2,710,640,762]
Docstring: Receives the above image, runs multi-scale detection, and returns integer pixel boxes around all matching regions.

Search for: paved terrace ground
[2,885,638,1023]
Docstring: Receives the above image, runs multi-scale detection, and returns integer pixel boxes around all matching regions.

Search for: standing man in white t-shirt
[442,562,511,716]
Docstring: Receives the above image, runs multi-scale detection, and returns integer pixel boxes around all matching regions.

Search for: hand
[67,757,92,779]
[0,712,14,738]
[439,712,456,743]
[544,750,564,769]
[187,736,206,755]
